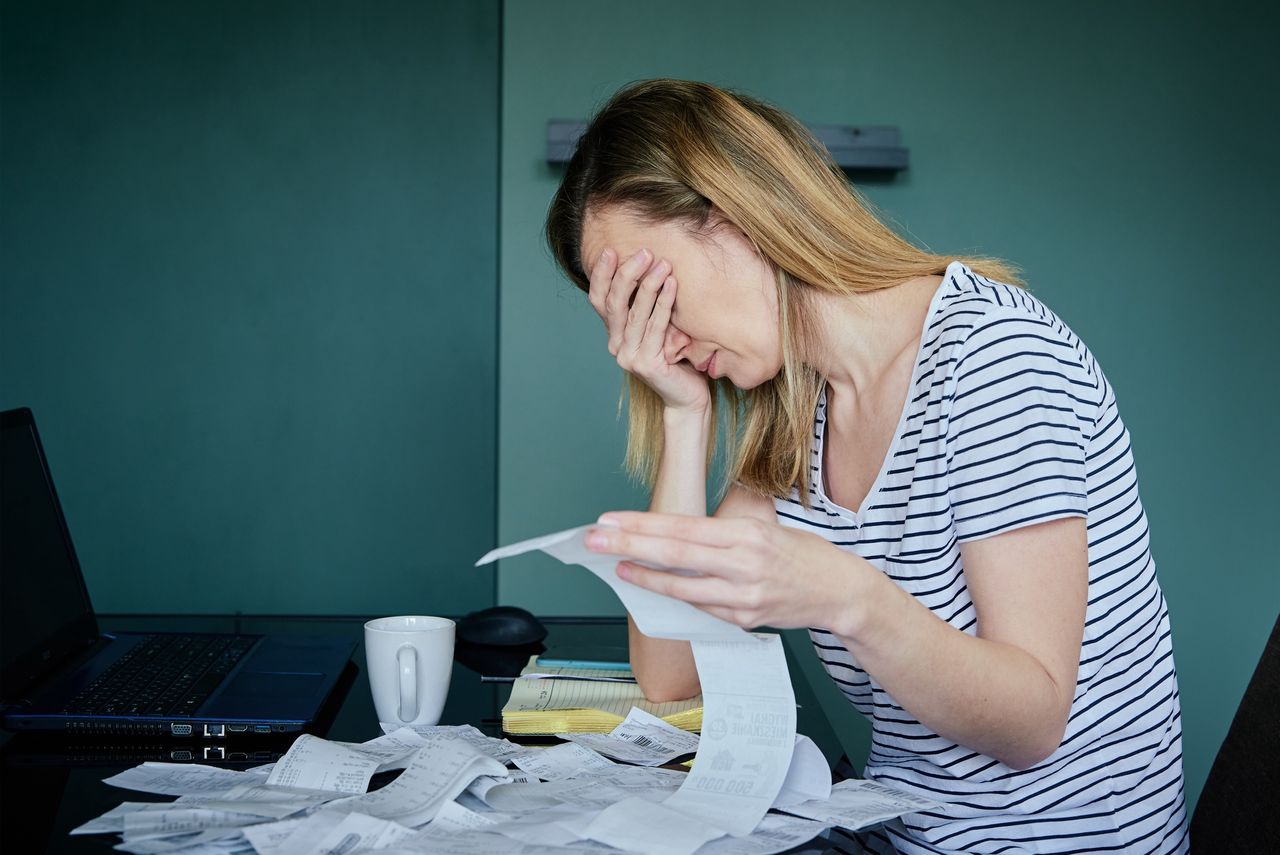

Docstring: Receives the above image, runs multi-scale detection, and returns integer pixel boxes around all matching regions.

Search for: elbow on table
[635,670,701,704]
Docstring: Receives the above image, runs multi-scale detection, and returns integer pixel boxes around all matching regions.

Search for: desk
[1,614,860,854]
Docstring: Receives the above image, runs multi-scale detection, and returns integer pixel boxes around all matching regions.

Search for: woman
[544,79,1189,854]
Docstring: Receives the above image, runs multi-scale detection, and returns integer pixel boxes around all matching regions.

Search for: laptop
[0,407,356,738]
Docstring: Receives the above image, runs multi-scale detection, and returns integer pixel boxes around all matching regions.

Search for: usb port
[204,724,224,737]
[170,723,193,736]
[226,724,249,733]
[253,724,271,733]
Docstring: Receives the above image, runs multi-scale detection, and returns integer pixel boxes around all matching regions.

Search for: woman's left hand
[585,511,863,632]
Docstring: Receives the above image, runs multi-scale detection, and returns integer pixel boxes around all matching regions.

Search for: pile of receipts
[78,716,938,855]
[73,522,941,854]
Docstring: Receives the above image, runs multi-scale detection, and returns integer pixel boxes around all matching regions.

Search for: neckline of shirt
[812,260,964,525]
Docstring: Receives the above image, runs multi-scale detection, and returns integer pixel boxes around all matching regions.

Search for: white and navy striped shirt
[775,260,1189,854]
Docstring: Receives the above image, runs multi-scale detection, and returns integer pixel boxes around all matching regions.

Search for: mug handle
[397,644,418,722]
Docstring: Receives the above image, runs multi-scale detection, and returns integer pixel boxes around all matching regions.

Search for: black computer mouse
[456,605,548,647]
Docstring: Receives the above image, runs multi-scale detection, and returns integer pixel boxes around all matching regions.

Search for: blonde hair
[545,78,1025,508]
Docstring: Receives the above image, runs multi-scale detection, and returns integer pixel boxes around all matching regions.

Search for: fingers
[640,276,677,360]
[588,528,743,579]
[620,260,671,358]
[596,511,764,549]
[604,249,655,356]
[615,560,740,607]
[587,248,616,321]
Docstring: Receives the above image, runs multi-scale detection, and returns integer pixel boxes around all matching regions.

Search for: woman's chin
[725,370,765,390]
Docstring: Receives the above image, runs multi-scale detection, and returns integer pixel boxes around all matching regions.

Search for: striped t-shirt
[773,260,1189,854]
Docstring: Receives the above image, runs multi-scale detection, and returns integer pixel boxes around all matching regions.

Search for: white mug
[364,615,455,727]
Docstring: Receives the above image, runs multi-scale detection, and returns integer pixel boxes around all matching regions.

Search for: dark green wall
[0,0,500,615]
[498,0,1279,813]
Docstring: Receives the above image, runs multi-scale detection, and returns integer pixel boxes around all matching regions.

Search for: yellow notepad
[501,656,703,735]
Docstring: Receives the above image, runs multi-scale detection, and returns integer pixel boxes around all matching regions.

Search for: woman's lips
[706,351,718,378]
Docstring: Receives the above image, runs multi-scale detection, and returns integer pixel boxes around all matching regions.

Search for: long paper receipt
[477,522,820,838]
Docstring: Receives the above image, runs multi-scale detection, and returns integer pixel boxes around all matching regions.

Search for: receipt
[480,782,566,813]
[465,771,532,804]
[337,727,427,771]
[113,827,246,854]
[475,524,748,641]
[477,526,816,839]
[772,735,832,807]
[311,812,414,852]
[485,803,596,847]
[103,762,248,796]
[511,742,615,781]
[175,786,330,820]
[378,722,525,763]
[121,807,265,840]
[777,778,943,830]
[584,796,724,855]
[695,813,832,854]
[561,706,700,765]
[243,811,345,855]
[664,634,798,836]
[71,803,174,835]
[479,763,686,816]
[266,734,380,794]
[591,764,689,789]
[428,799,499,832]
[328,737,506,826]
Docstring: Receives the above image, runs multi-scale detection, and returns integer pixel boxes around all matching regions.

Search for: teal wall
[498,0,1279,812]
[0,0,500,615]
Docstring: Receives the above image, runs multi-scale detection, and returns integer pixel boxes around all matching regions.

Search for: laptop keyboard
[64,634,258,718]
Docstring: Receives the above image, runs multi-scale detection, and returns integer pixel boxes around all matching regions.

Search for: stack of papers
[74,715,941,855]
[503,655,703,735]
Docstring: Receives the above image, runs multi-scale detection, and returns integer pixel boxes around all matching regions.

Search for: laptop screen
[1,408,99,704]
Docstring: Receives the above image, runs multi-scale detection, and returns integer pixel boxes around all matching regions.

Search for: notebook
[501,655,703,734]
[0,407,355,737]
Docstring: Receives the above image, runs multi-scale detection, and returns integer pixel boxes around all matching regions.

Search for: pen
[479,674,638,683]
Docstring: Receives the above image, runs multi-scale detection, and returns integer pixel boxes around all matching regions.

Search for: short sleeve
[944,308,1098,543]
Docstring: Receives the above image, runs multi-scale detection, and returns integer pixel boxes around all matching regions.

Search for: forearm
[830,560,1072,770]
[647,406,711,516]
[627,405,710,702]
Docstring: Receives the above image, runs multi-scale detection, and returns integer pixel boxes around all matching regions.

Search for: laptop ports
[226,724,249,733]
[170,749,193,761]
[170,723,193,736]
[203,746,225,760]
[253,724,272,733]
[203,724,224,737]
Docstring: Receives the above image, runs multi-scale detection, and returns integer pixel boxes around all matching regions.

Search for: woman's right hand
[587,247,711,415]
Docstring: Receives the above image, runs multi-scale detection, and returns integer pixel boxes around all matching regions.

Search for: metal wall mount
[546,119,908,172]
